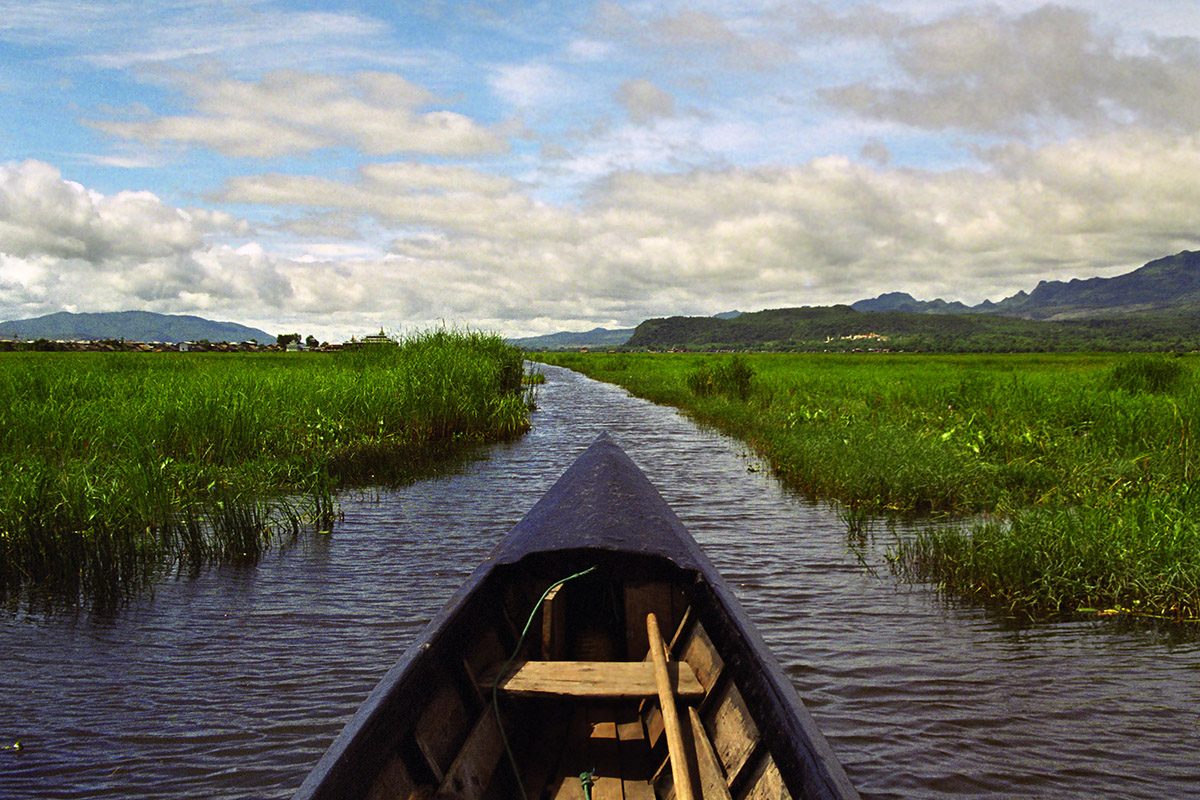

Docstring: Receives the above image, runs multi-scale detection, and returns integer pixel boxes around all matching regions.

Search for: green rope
[492,565,598,800]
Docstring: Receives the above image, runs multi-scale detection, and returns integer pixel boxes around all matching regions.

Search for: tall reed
[537,351,1200,622]
[0,330,532,612]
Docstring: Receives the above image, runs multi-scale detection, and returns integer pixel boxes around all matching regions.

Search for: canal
[1,365,1198,798]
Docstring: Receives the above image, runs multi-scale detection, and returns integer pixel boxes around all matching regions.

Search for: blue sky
[5,0,1200,341]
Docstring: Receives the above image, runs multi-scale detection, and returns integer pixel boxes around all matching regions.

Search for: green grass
[1,330,533,611]
[536,351,1200,622]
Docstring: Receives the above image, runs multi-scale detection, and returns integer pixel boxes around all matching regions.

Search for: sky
[5,1,1200,342]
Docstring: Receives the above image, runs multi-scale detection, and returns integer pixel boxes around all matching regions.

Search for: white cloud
[209,128,1200,330]
[89,69,507,158]
[100,10,389,69]
[7,121,1200,340]
[214,163,548,241]
[594,4,795,70]
[359,161,517,196]
[566,38,615,61]
[488,62,573,110]
[0,159,227,262]
[0,1,394,72]
[74,152,170,169]
[0,159,284,321]
[820,5,1200,135]
[615,79,676,123]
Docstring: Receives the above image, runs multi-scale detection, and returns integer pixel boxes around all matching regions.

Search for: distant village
[0,331,397,353]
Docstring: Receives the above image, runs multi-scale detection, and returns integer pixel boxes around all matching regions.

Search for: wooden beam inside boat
[483,660,704,699]
[541,584,567,661]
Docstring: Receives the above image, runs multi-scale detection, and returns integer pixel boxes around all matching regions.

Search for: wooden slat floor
[542,704,655,800]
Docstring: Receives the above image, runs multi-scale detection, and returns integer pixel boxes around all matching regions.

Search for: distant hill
[0,311,274,344]
[509,327,635,351]
[514,312,741,351]
[853,250,1200,320]
[851,292,974,315]
[626,305,1200,352]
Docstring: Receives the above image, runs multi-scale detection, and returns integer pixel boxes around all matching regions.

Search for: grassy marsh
[0,330,532,611]
[537,351,1200,622]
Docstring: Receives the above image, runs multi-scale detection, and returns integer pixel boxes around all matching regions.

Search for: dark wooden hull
[294,433,860,800]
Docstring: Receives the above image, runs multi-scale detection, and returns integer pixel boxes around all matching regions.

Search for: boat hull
[294,433,859,800]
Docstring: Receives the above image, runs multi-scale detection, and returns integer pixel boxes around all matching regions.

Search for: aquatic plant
[895,491,1200,621]
[686,355,755,401]
[1107,353,1189,395]
[536,351,1200,622]
[0,330,532,612]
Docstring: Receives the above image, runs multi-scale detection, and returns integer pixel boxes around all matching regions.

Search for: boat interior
[362,558,794,800]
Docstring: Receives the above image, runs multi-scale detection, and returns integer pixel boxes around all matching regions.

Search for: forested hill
[625,306,1200,352]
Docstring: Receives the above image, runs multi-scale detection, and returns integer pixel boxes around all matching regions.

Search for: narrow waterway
[2,365,1198,799]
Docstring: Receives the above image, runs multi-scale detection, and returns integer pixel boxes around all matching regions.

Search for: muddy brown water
[2,365,1198,799]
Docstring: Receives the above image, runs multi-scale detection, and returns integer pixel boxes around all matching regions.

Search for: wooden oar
[646,613,696,800]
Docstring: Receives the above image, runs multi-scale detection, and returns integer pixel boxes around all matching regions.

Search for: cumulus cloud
[820,5,1200,134]
[204,127,1200,331]
[214,162,548,241]
[89,69,507,158]
[8,119,1200,339]
[0,159,240,262]
[0,159,287,322]
[19,99,1200,331]
[583,3,1200,141]
[772,2,905,40]
[653,9,743,49]
[615,79,676,123]
[591,3,794,70]
[858,138,891,166]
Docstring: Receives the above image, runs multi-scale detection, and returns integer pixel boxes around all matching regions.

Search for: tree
[305,334,320,350]
[276,333,300,348]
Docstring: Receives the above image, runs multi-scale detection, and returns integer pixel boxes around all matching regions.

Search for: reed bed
[0,330,532,611]
[537,351,1200,622]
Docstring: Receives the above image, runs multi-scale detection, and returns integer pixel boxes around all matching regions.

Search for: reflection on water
[2,365,1198,799]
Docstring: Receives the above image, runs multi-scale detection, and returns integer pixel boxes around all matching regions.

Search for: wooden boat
[294,433,860,800]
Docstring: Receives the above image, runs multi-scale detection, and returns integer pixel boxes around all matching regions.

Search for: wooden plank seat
[480,660,704,700]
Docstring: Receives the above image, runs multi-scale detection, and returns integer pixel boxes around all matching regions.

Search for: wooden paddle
[647,613,696,800]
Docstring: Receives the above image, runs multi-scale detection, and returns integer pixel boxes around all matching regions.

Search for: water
[2,365,1198,799]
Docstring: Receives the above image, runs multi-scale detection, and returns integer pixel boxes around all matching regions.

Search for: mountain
[852,250,1200,320]
[992,250,1200,319]
[509,327,635,351]
[851,292,974,315]
[0,311,275,344]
